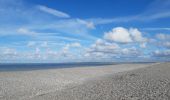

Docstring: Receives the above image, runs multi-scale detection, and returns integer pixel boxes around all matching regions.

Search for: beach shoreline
[0,63,167,100]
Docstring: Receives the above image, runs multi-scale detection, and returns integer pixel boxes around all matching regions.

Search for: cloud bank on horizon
[0,0,170,63]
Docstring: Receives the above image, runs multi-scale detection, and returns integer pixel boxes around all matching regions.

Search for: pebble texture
[32,63,170,100]
[0,63,152,100]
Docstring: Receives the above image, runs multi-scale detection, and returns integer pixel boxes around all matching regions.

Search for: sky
[0,0,170,63]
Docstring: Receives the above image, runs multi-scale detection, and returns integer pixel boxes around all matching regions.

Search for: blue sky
[0,0,170,63]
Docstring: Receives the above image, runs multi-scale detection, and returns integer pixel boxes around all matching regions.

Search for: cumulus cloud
[129,28,147,42]
[84,39,141,59]
[37,5,70,18]
[84,39,113,58]
[121,47,141,57]
[85,28,146,59]
[3,48,17,56]
[85,42,141,59]
[0,47,18,61]
[6,42,82,61]
[59,42,82,57]
[163,42,170,48]
[155,33,170,49]
[35,47,40,54]
[153,50,170,57]
[88,39,120,53]
[84,52,105,58]
[140,43,147,48]
[156,33,170,40]
[31,47,41,59]
[104,27,132,43]
[104,27,147,43]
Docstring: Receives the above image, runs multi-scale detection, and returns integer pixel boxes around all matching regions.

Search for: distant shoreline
[0,62,157,72]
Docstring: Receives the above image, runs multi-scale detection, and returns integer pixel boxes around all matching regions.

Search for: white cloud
[34,47,41,58]
[3,48,17,56]
[38,19,97,40]
[40,41,48,48]
[60,42,82,57]
[162,42,170,48]
[121,47,141,56]
[76,19,95,29]
[129,28,147,42]
[156,33,170,40]
[0,0,97,41]
[17,28,36,36]
[140,43,147,48]
[69,42,81,48]
[146,12,170,20]
[0,47,17,60]
[84,39,120,58]
[142,28,170,31]
[17,27,87,42]
[27,41,36,47]
[155,34,170,48]
[104,27,132,43]
[153,50,170,57]
[85,40,142,59]
[35,47,40,54]
[84,52,105,58]
[37,5,70,18]
[85,29,145,59]
[90,39,120,53]
[63,42,81,51]
[104,27,146,43]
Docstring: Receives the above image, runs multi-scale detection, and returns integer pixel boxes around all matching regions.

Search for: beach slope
[33,63,170,100]
[1,63,170,100]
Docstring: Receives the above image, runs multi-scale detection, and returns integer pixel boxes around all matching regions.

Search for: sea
[0,62,155,72]
[0,62,116,72]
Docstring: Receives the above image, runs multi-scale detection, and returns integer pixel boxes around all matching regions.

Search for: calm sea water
[0,62,155,72]
[0,62,116,71]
